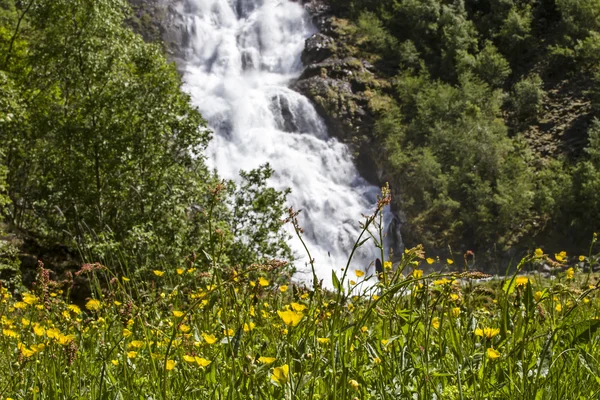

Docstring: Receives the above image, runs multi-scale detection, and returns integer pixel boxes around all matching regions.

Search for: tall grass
[1,187,600,399]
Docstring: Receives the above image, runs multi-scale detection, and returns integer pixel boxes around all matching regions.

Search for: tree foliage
[0,0,291,272]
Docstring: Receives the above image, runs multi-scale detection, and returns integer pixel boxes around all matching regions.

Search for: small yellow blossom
[129,340,144,349]
[259,356,276,364]
[535,248,544,257]
[475,327,500,339]
[153,270,165,277]
[355,270,365,277]
[123,328,132,338]
[413,269,423,279]
[579,255,585,262]
[515,276,532,287]
[122,276,130,282]
[166,360,176,371]
[317,338,330,344]
[432,317,440,329]
[277,310,304,327]
[177,268,185,275]
[172,311,184,318]
[111,359,119,366]
[384,261,392,270]
[555,304,562,312]
[243,322,256,332]
[67,304,82,314]
[33,324,45,337]
[179,324,191,333]
[127,351,137,359]
[555,251,567,263]
[447,258,454,265]
[86,299,101,311]
[58,333,75,345]
[271,364,289,385]
[202,333,218,344]
[348,379,360,390]
[258,277,269,287]
[565,268,574,279]
[47,328,61,339]
[184,355,196,363]
[279,285,288,293]
[451,307,461,317]
[487,348,501,359]
[195,357,211,367]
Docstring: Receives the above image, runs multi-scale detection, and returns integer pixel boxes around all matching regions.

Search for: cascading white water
[177,0,386,286]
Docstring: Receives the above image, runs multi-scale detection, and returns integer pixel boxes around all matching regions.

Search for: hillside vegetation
[317,0,600,262]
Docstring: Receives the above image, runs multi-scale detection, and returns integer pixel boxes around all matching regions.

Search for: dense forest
[311,0,600,264]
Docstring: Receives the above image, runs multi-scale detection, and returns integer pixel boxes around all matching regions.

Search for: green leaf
[332,271,343,293]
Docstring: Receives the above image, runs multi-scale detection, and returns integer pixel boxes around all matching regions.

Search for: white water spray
[176,0,387,286]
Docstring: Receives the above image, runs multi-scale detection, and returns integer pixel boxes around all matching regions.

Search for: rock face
[292,1,395,184]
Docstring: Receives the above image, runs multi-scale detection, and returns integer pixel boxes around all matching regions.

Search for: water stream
[175,0,387,286]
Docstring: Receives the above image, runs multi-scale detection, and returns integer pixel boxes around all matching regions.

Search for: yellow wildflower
[348,379,360,390]
[487,348,501,360]
[85,299,101,311]
[179,324,191,333]
[277,310,304,327]
[291,303,307,312]
[111,359,119,366]
[555,304,562,312]
[258,277,269,287]
[566,268,574,279]
[413,269,423,279]
[33,324,45,337]
[23,293,38,305]
[183,355,196,363]
[447,258,454,265]
[534,291,543,302]
[317,338,330,344]
[122,276,130,282]
[515,276,531,287]
[123,328,132,338]
[279,285,288,293]
[535,248,544,257]
[177,268,185,275]
[195,357,211,367]
[129,340,144,349]
[451,307,461,317]
[67,304,81,314]
[258,356,276,364]
[432,317,440,329]
[18,343,35,357]
[127,351,137,359]
[271,364,289,385]
[172,310,184,318]
[579,255,585,262]
[58,333,75,345]
[355,270,365,277]
[384,261,392,270]
[475,327,500,339]
[555,251,567,263]
[426,258,435,265]
[202,333,217,344]
[166,360,176,371]
[47,328,61,339]
[14,302,27,309]
[243,322,256,332]
[153,270,165,277]
[2,329,18,338]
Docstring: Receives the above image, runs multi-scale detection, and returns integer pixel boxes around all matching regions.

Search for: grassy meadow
[2,236,600,399]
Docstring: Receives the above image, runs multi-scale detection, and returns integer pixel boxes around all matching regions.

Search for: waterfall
[176,0,387,287]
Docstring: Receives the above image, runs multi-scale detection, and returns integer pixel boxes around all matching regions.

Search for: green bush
[511,74,546,121]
